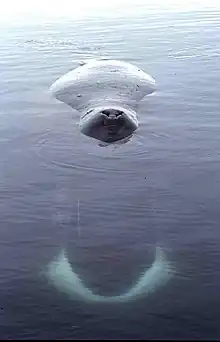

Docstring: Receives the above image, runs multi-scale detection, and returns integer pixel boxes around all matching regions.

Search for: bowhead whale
[46,60,174,303]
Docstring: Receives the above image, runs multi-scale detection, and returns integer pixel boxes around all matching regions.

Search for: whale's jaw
[45,246,173,304]
[79,105,139,144]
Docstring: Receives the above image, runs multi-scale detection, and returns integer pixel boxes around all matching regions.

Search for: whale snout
[79,107,138,144]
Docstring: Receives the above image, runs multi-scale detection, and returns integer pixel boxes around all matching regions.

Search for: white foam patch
[45,246,174,303]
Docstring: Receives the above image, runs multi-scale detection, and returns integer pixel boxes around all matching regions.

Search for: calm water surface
[1,7,220,339]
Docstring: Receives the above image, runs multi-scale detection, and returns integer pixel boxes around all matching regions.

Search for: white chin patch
[45,247,174,303]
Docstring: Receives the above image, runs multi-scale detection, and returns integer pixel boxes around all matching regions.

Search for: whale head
[79,104,138,143]
[49,59,156,144]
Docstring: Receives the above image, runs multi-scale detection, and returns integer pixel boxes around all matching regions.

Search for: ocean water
[1,7,220,339]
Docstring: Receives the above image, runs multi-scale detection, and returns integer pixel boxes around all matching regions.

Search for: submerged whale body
[50,59,156,144]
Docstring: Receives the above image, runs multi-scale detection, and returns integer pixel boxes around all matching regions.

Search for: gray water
[1,8,220,339]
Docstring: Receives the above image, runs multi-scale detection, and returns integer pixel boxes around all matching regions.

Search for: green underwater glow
[45,246,174,303]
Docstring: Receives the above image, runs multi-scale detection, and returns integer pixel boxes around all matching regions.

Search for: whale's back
[50,59,156,111]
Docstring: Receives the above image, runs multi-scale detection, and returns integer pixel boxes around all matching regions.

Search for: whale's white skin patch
[45,246,173,303]
[50,59,156,144]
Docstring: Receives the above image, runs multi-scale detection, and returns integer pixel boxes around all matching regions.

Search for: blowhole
[102,109,124,117]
